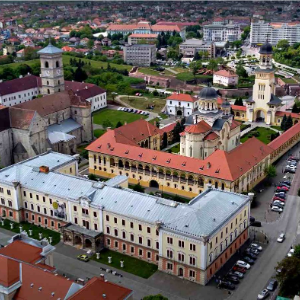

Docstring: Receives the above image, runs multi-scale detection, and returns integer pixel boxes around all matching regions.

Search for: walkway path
[240,122,281,137]
[165,67,179,75]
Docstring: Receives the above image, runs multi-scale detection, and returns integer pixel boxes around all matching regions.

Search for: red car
[232,266,247,273]
[276,186,289,191]
[273,196,286,202]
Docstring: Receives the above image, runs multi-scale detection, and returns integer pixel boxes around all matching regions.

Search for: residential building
[250,20,300,45]
[128,33,158,45]
[213,70,239,87]
[124,44,156,67]
[245,41,282,125]
[166,93,198,117]
[179,39,215,58]
[203,21,241,42]
[0,233,133,300]
[0,152,251,285]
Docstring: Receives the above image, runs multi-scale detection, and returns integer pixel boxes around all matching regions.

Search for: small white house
[166,93,198,117]
[213,70,239,87]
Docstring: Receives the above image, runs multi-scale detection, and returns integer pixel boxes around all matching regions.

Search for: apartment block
[179,39,216,58]
[123,44,156,66]
[203,22,241,42]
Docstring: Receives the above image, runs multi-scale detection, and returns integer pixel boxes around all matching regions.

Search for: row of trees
[281,115,294,131]
[273,39,300,68]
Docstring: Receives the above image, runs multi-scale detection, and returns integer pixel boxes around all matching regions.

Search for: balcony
[180,178,187,184]
[159,174,165,179]
[188,180,194,186]
[145,171,150,176]
[131,167,137,173]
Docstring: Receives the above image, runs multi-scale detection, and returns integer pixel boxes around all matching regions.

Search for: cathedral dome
[259,41,273,54]
[199,87,218,100]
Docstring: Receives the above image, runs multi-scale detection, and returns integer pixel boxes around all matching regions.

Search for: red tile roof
[0,256,20,288]
[230,120,241,130]
[268,121,300,150]
[204,132,218,140]
[166,93,197,103]
[71,84,106,100]
[86,129,271,181]
[185,120,211,134]
[214,70,238,77]
[0,75,40,96]
[152,24,182,32]
[10,108,36,129]
[231,105,246,111]
[107,24,137,31]
[161,122,177,133]
[14,263,73,300]
[69,277,132,300]
[129,34,158,38]
[275,111,300,119]
[0,240,42,264]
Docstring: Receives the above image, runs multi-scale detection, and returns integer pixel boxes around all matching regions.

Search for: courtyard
[240,127,277,144]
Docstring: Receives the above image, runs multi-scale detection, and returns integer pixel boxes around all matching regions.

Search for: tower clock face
[56,69,61,75]
[45,70,50,76]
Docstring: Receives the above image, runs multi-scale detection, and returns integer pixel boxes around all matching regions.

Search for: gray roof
[105,175,128,187]
[37,43,63,54]
[126,44,156,48]
[267,94,282,106]
[181,38,211,46]
[64,224,102,238]
[48,132,76,144]
[259,41,273,54]
[212,118,226,131]
[245,96,255,103]
[0,156,249,239]
[199,87,218,100]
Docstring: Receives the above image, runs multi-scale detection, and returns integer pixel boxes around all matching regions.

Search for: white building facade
[213,70,239,87]
[166,93,198,117]
[179,39,216,58]
[203,22,241,42]
[124,44,156,67]
[250,20,300,45]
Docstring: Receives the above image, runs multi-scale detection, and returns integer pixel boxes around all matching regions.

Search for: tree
[116,121,123,128]
[162,132,168,149]
[292,103,300,113]
[88,173,97,181]
[277,39,290,50]
[87,39,94,49]
[234,98,244,106]
[172,121,183,143]
[74,66,88,82]
[194,51,201,61]
[132,183,145,193]
[294,244,300,259]
[207,59,218,71]
[153,90,159,96]
[102,120,113,129]
[143,295,168,300]
[265,164,277,180]
[24,47,38,61]
[276,256,300,297]
[236,65,248,78]
[281,114,287,131]
[285,115,293,131]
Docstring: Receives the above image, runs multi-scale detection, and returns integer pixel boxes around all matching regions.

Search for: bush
[132,183,145,193]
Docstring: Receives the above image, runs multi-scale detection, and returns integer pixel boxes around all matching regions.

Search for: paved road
[230,144,300,300]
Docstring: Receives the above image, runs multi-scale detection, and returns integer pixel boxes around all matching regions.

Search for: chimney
[99,274,105,281]
[39,166,49,173]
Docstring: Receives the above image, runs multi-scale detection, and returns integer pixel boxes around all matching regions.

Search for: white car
[117,107,123,111]
[236,260,251,270]
[273,200,285,206]
[287,248,295,257]
[257,289,270,300]
[277,233,285,243]
[251,243,263,251]
[271,206,283,213]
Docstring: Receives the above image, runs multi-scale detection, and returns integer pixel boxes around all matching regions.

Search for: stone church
[180,87,241,159]
[0,43,93,167]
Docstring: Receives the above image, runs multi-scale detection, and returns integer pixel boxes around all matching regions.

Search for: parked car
[279,183,290,189]
[251,221,262,227]
[257,289,270,299]
[274,193,286,199]
[228,271,244,279]
[272,201,285,208]
[271,206,283,213]
[243,256,255,265]
[276,186,289,191]
[281,180,291,185]
[288,156,299,161]
[250,243,263,251]
[236,260,251,269]
[266,279,278,291]
[250,216,255,223]
[249,248,260,255]
[225,275,240,284]
[218,280,235,290]
[273,196,286,202]
[287,248,295,257]
[77,254,89,262]
[232,265,247,273]
[285,168,295,174]
[277,233,285,243]
[244,250,257,260]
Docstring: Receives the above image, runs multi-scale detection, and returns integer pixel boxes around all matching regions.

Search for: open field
[120,96,166,113]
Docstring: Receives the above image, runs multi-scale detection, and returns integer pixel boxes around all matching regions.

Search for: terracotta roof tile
[129,34,158,38]
[0,256,20,288]
[275,111,300,119]
[10,107,36,129]
[204,132,218,140]
[231,105,246,111]
[161,122,176,133]
[166,93,197,103]
[69,277,132,300]
[230,120,241,130]
[214,70,238,77]
[185,120,211,134]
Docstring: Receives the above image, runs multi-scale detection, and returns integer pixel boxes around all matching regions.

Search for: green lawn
[0,219,60,245]
[170,143,180,153]
[0,59,39,71]
[93,108,147,127]
[271,125,283,131]
[176,72,212,82]
[91,249,157,278]
[280,77,297,84]
[241,127,277,144]
[240,124,251,132]
[94,129,106,138]
[139,67,174,77]
[119,96,166,114]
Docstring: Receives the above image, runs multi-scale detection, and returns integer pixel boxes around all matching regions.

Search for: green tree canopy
[143,295,168,300]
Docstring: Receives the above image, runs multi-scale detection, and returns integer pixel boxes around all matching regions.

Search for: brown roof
[10,107,36,129]
[204,132,218,140]
[73,85,106,100]
[0,75,40,96]
[0,256,20,288]
[114,119,163,145]
[214,70,238,77]
[185,120,211,134]
[0,240,42,264]
[167,93,197,103]
[14,90,88,117]
[69,277,132,300]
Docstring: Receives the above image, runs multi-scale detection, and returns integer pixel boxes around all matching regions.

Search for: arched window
[47,81,49,85]
[58,80,60,85]
[189,146,192,157]
[215,182,218,189]
[45,61,49,68]
[56,61,60,68]
[47,89,50,94]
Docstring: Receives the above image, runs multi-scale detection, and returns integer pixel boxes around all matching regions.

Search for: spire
[48,35,52,45]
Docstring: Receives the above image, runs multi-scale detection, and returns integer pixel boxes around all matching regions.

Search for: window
[51,221,54,227]
[131,246,135,253]
[114,229,118,237]
[93,212,97,218]
[106,215,109,221]
[178,240,185,248]
[23,191,26,197]
[114,241,118,248]
[147,227,151,234]
[139,249,143,256]
[114,217,118,224]
[37,206,40,213]
[190,244,196,251]
[107,238,111,246]
[189,270,195,278]
[167,263,173,270]
[130,222,133,228]
[49,199,52,205]
[30,193,32,198]
[156,229,159,236]
[178,253,185,262]
[0,188,3,193]
[43,197,46,203]
[9,211,13,217]
[73,206,77,211]
[167,250,173,258]
[122,219,125,226]
[130,234,134,242]
[106,227,110,234]
[38,216,41,223]
[31,214,35,221]
[43,208,47,214]
[147,252,151,259]
[147,239,151,247]
[122,243,126,251]
[156,241,159,249]
[50,210,53,216]
[36,195,39,201]
[94,224,98,230]
[82,208,89,215]
[74,217,78,224]
[122,231,126,239]
[31,204,34,210]
[139,237,143,244]
[8,201,12,208]
[44,219,48,225]
[24,202,28,208]
[190,257,196,266]
[7,190,11,196]
[139,224,142,231]
[167,237,173,245]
